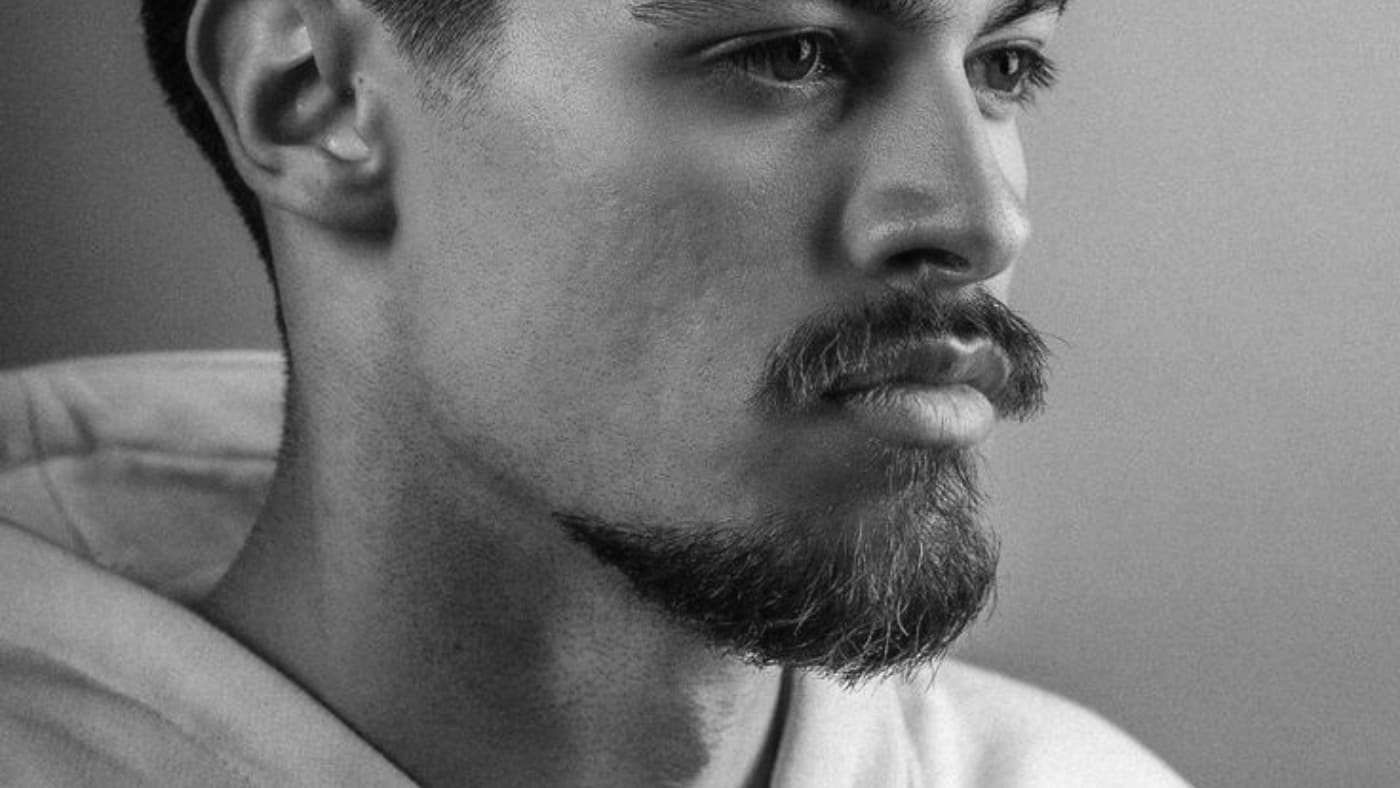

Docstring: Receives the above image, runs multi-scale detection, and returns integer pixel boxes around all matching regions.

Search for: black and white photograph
[1,1,1397,785]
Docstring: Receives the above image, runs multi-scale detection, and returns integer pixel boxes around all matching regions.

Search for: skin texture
[191,0,1062,785]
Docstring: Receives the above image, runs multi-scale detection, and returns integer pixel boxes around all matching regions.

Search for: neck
[199,379,787,788]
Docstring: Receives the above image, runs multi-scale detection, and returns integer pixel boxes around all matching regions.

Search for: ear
[188,0,395,235]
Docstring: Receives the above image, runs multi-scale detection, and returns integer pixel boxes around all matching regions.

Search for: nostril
[886,249,975,278]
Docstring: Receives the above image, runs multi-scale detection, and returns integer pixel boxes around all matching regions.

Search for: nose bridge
[843,70,1029,287]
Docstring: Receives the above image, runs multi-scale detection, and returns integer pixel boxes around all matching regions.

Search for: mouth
[823,336,1011,401]
[821,336,1011,448]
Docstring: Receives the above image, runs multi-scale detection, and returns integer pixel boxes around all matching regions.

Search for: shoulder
[0,644,256,786]
[0,523,416,787]
[0,525,257,786]
[897,660,1192,787]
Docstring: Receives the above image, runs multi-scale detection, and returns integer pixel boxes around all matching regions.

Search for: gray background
[3,1,1398,785]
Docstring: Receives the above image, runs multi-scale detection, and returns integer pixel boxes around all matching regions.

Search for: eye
[983,49,1035,93]
[967,45,1058,109]
[723,31,848,86]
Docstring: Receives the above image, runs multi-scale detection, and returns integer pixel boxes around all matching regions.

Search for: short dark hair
[140,0,499,315]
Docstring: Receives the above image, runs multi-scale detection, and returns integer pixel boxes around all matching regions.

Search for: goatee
[558,287,1048,684]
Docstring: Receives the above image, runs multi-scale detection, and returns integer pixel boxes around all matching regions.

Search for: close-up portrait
[1,0,1397,786]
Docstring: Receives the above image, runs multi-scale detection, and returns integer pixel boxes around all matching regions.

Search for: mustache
[753,286,1050,420]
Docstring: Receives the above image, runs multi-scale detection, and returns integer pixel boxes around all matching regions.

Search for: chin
[556,445,999,685]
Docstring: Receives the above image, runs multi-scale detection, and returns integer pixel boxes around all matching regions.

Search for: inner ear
[259,52,335,147]
[188,0,394,234]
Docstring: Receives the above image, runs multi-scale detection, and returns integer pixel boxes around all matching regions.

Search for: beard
[557,287,1048,684]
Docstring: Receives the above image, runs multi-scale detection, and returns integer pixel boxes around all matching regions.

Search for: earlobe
[188,0,395,235]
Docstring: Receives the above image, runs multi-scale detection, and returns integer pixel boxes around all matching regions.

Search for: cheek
[987,125,1028,301]
[995,123,1030,199]
[394,45,854,519]
[399,126,820,519]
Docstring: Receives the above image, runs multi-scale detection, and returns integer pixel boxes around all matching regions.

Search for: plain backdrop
[3,1,1398,785]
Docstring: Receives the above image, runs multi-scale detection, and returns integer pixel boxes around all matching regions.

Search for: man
[0,0,1189,784]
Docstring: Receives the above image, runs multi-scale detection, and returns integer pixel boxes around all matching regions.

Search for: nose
[839,77,1031,290]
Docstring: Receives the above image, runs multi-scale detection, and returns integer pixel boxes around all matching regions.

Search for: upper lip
[824,336,1011,400]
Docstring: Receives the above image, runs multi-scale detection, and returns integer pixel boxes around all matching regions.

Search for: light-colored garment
[0,353,1189,787]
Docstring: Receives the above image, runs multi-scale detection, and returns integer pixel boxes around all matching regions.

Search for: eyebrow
[980,0,1068,35]
[629,0,1069,34]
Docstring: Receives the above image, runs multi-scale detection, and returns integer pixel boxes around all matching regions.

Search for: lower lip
[831,384,996,448]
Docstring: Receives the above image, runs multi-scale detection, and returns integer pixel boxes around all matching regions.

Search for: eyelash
[712,31,1059,112]
[968,46,1060,112]
[710,30,851,101]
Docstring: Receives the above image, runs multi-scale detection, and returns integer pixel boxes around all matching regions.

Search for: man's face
[387,0,1058,676]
